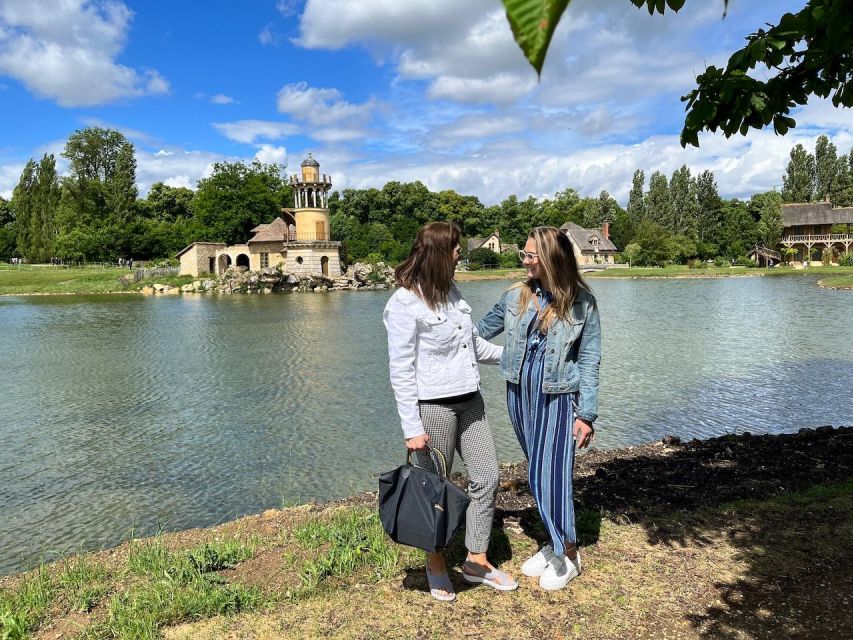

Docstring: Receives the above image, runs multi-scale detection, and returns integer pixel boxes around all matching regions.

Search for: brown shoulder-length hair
[517,226,590,331]
[395,221,460,309]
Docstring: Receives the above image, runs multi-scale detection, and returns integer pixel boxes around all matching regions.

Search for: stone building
[780,200,853,263]
[178,154,342,277]
[560,221,618,265]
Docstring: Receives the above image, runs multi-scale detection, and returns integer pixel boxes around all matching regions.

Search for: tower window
[260,252,269,268]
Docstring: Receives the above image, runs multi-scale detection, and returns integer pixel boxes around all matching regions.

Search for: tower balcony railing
[280,233,335,243]
[782,233,853,243]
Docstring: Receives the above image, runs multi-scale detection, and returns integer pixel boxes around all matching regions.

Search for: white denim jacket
[383,284,503,438]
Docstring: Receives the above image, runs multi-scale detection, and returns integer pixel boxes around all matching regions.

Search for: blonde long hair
[517,226,590,331]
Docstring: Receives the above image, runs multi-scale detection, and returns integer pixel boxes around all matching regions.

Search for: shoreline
[0,269,834,296]
[2,426,851,638]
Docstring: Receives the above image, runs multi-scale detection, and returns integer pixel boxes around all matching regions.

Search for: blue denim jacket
[476,283,601,423]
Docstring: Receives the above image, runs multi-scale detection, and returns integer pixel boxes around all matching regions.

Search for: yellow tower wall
[302,166,319,181]
[295,208,330,241]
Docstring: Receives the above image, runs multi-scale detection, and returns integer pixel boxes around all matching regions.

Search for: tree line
[2,127,851,268]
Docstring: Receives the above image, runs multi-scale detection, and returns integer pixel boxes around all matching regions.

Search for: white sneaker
[520,544,554,577]
[538,550,582,591]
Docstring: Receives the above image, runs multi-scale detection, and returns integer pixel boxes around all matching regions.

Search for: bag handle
[406,445,449,478]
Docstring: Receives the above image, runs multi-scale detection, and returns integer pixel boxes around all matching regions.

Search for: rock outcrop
[144,262,396,295]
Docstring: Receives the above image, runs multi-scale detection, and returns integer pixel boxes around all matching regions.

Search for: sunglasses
[518,250,539,262]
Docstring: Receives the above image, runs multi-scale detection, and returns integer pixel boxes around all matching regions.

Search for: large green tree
[814,134,839,202]
[833,149,853,206]
[61,127,134,227]
[782,143,816,202]
[501,0,852,145]
[31,154,61,262]
[193,160,286,245]
[694,170,723,252]
[143,183,195,222]
[627,170,645,224]
[645,171,673,228]
[12,160,37,260]
[0,197,16,260]
[755,191,785,248]
[669,164,697,238]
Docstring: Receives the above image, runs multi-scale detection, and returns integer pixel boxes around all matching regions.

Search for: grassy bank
[5,264,853,296]
[0,266,130,296]
[819,275,853,289]
[0,266,196,296]
[2,428,851,639]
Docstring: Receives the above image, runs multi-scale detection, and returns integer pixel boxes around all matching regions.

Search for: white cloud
[258,24,279,46]
[134,148,232,195]
[0,161,24,199]
[276,81,375,126]
[428,114,525,149]
[276,0,300,17]
[253,144,288,165]
[428,74,536,105]
[210,93,236,105]
[296,0,493,50]
[212,120,299,144]
[0,0,169,107]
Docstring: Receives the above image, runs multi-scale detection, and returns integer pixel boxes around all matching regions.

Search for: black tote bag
[378,447,470,553]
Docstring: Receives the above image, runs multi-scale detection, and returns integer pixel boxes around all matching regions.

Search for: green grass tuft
[0,566,56,640]
[79,537,263,639]
[293,508,404,594]
[57,556,110,612]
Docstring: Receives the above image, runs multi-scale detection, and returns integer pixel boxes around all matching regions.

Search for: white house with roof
[559,221,618,265]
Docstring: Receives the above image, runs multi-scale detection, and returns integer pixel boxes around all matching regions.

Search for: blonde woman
[476,226,601,591]
[384,221,518,602]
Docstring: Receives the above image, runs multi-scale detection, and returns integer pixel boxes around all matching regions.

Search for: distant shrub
[735,255,757,268]
[499,251,521,268]
[467,247,500,268]
[713,256,728,268]
[839,254,853,266]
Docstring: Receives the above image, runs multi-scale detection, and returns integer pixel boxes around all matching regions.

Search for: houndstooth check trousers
[415,392,499,554]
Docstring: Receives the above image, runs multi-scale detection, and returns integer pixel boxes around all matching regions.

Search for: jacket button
[463,344,468,348]
[550,349,554,353]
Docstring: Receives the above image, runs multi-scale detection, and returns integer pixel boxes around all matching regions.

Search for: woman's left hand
[573,418,594,449]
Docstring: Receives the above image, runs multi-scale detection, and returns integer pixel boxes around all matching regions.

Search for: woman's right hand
[405,433,430,451]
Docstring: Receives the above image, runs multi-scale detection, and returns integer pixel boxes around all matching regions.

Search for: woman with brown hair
[383,221,518,602]
[476,226,601,591]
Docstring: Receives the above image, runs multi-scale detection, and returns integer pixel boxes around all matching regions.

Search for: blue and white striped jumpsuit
[507,291,577,556]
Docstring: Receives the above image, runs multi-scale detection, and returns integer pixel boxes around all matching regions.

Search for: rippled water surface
[1,276,852,574]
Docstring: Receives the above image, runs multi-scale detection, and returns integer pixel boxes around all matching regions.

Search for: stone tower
[290,153,332,241]
[286,154,341,276]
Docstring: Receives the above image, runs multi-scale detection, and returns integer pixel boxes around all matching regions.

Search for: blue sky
[1,0,851,205]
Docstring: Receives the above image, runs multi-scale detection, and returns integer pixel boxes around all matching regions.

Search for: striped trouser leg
[507,384,577,557]
[417,394,499,554]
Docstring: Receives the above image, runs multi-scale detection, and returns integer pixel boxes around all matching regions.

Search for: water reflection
[1,276,852,575]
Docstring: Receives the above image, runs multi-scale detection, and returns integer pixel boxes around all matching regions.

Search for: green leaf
[502,0,572,76]
[666,0,686,11]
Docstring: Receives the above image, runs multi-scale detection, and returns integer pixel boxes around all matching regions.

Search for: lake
[1,276,852,575]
